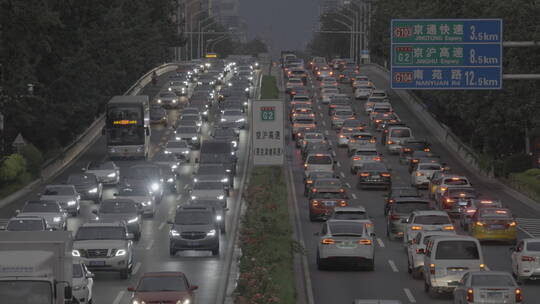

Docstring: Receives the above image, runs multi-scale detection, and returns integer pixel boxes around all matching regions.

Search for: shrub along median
[260,75,279,99]
[235,166,296,304]
[509,168,540,202]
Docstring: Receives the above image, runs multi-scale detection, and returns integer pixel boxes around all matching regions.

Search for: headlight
[217,195,225,200]
[243,101,248,106]
[170,229,180,237]
[171,164,178,169]
[202,111,208,115]
[107,172,117,178]
[221,178,229,183]
[177,299,191,304]
[172,99,178,103]
[182,150,189,154]
[221,118,227,122]
[196,122,202,127]
[191,136,198,141]
[132,300,146,304]
[167,177,174,183]
[141,201,152,206]
[72,250,81,257]
[193,178,198,183]
[236,118,245,123]
[150,183,159,191]
[115,249,127,256]
[164,150,171,154]
[228,83,232,87]
[67,200,76,206]
[127,217,139,224]
[231,141,237,148]
[225,169,231,173]
[216,215,222,221]
[191,195,197,200]
[108,147,117,153]
[53,216,62,222]
[88,187,98,194]
[175,137,181,140]
[157,99,162,104]
[207,229,216,237]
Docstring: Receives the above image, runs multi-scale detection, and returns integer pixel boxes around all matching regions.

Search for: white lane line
[340,172,346,178]
[351,193,357,199]
[328,139,333,146]
[319,113,323,118]
[168,207,174,215]
[336,161,341,167]
[146,240,154,250]
[345,182,351,188]
[324,130,329,136]
[388,260,399,272]
[158,222,166,230]
[403,288,416,303]
[322,121,326,126]
[184,184,189,190]
[132,262,142,275]
[176,194,182,201]
[377,238,385,248]
[112,290,126,304]
[317,105,321,110]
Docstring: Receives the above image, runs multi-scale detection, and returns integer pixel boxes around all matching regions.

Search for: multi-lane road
[0,69,256,304]
[283,64,540,303]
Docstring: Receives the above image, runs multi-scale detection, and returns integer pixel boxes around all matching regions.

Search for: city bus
[104,95,150,159]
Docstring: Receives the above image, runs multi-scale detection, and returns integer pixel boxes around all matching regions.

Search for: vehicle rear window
[419,164,442,170]
[313,192,347,199]
[333,211,368,220]
[294,119,315,124]
[100,201,137,214]
[43,186,75,195]
[175,211,213,225]
[88,161,115,170]
[6,219,44,231]
[329,222,365,235]
[435,241,479,259]
[413,215,450,225]
[471,274,514,287]
[448,189,476,197]
[137,276,188,292]
[307,156,332,165]
[390,129,411,137]
[479,208,513,218]
[176,127,198,134]
[527,242,540,251]
[393,202,431,213]
[193,182,223,190]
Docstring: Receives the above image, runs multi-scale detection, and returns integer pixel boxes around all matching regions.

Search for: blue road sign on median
[390,19,503,90]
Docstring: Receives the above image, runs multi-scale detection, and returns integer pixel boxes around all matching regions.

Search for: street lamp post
[200,22,217,58]
[208,35,229,53]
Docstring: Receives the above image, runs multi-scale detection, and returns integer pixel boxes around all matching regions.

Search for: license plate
[324,201,336,206]
[340,242,356,248]
[487,292,502,299]
[490,224,505,230]
[89,261,105,266]
[372,175,380,179]
[187,242,197,246]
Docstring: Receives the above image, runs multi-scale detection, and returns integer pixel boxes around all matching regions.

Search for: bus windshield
[107,128,145,145]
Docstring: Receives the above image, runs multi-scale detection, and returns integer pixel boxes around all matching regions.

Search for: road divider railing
[0,62,182,208]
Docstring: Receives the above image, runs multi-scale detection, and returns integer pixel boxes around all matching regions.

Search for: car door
[511,241,524,274]
[83,264,94,300]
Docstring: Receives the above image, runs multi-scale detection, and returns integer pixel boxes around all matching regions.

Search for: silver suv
[73,221,134,279]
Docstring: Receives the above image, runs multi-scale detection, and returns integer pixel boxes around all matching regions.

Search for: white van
[423,235,485,296]
[386,126,413,154]
[304,152,334,177]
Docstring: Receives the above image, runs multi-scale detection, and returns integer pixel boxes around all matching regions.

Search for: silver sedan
[452,271,522,304]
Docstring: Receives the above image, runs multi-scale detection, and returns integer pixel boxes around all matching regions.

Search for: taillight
[515,288,523,302]
[339,134,346,138]
[381,173,391,177]
[369,139,376,143]
[429,263,436,275]
[387,140,394,144]
[412,159,419,163]
[321,238,335,245]
[411,226,422,230]
[416,172,424,176]
[353,156,361,161]
[365,223,374,228]
[480,263,486,270]
[466,288,474,302]
[339,188,345,192]
[306,180,313,184]
[475,221,485,227]
[373,157,382,161]
[358,239,372,245]
[508,221,517,227]
[339,200,348,206]
[522,256,535,262]
[312,188,317,192]
[443,225,454,230]
[311,200,320,207]
[424,148,431,152]
[416,248,425,254]
[359,173,370,177]
[445,198,454,204]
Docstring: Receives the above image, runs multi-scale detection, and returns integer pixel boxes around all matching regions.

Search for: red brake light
[515,288,523,302]
[321,238,335,245]
[390,214,400,220]
[381,173,391,177]
[359,173,370,177]
[467,288,474,302]
[522,256,535,262]
[353,156,361,161]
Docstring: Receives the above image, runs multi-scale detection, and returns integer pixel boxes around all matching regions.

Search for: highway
[0,69,255,304]
[283,65,540,303]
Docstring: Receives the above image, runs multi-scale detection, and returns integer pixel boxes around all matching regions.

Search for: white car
[402,210,454,247]
[411,162,443,189]
[350,149,381,174]
[330,108,355,129]
[114,187,156,217]
[354,82,375,100]
[316,219,375,270]
[347,133,377,156]
[406,230,456,279]
[321,76,338,87]
[83,161,120,185]
[220,109,246,129]
[511,238,540,283]
[72,259,94,304]
[320,88,339,104]
[386,126,413,154]
[328,206,375,235]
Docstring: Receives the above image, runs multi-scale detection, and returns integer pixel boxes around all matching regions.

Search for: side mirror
[126,233,135,240]
[127,287,135,292]
[190,285,199,291]
[91,210,98,215]
[64,286,72,300]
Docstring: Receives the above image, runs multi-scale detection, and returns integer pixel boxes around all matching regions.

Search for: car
[290,95,313,107]
[292,117,316,140]
[371,112,400,131]
[16,200,67,230]
[423,235,486,296]
[354,82,375,100]
[406,230,456,279]
[67,173,102,203]
[187,199,227,233]
[330,108,356,129]
[72,259,94,304]
[309,185,349,221]
[328,96,351,115]
[350,149,382,174]
[411,162,443,189]
[168,206,220,256]
[353,301,402,304]
[399,139,431,163]
[287,68,308,82]
[431,175,473,202]
[73,220,135,279]
[152,151,182,175]
[369,102,393,120]
[220,109,246,129]
[299,131,326,149]
[83,161,120,185]
[40,184,81,216]
[167,80,187,96]
[6,216,47,231]
[340,119,366,133]
[123,163,165,200]
[369,89,389,102]
[127,272,198,304]
[469,207,517,243]
[386,199,433,241]
[149,104,168,125]
[165,140,191,161]
[356,162,392,190]
[155,91,179,108]
[437,186,478,214]
[308,178,348,200]
[320,87,339,104]
[315,67,333,80]
[211,127,239,150]
[321,76,338,87]
[384,186,422,215]
[347,132,377,156]
[92,199,142,240]
[286,78,304,93]
[304,152,335,177]
[302,142,335,160]
[179,113,202,128]
[407,150,441,173]
[459,199,503,229]
[452,271,522,304]
[189,181,227,205]
[328,206,374,235]
[114,187,155,217]
[511,238,540,283]
[193,163,232,193]
[380,121,407,145]
[386,126,414,154]
[303,171,340,196]
[175,126,201,148]
[316,220,375,270]
[337,128,358,147]
[402,210,454,247]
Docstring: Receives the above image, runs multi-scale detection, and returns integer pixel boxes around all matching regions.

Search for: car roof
[80,220,126,228]
[333,206,367,212]
[412,210,448,216]
[431,235,478,243]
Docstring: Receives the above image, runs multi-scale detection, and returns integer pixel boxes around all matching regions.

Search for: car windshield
[193,182,222,190]
[419,164,442,170]
[88,161,115,170]
[313,192,347,199]
[118,188,149,197]
[68,174,94,184]
[414,215,450,225]
[137,276,188,292]
[479,209,513,219]
[128,166,160,179]
[168,141,188,148]
[224,110,242,116]
[72,264,83,278]
[7,219,44,231]
[307,155,332,164]
[214,129,234,137]
[333,211,368,220]
[43,187,74,195]
[100,201,137,213]
[394,202,431,213]
[390,129,411,137]
[175,211,213,225]
[75,226,126,240]
[177,127,198,134]
[22,202,60,213]
[435,241,479,259]
[329,222,364,235]
[471,274,514,287]
[294,119,315,124]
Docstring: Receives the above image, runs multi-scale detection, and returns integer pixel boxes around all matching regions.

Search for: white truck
[0,231,74,304]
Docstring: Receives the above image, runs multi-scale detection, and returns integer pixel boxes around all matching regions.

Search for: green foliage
[0,154,27,183]
[233,39,269,57]
[510,171,540,202]
[235,167,296,304]
[261,76,279,99]
[502,153,533,177]
[524,168,540,177]
[20,144,44,177]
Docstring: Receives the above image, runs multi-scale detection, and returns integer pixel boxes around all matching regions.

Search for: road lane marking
[340,172,346,178]
[146,240,154,250]
[158,222,166,230]
[336,161,341,167]
[345,182,351,188]
[351,193,357,199]
[176,194,182,201]
[403,288,416,303]
[388,260,398,272]
[184,184,189,190]
[322,121,326,126]
[328,140,333,146]
[132,262,141,275]
[319,113,323,118]
[377,238,385,248]
[112,290,126,304]
[324,130,329,136]
[168,207,174,215]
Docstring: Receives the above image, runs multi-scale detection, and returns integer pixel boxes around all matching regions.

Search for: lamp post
[208,35,230,53]
[190,10,206,60]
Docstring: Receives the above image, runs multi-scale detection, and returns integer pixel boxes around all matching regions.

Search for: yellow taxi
[469,207,517,243]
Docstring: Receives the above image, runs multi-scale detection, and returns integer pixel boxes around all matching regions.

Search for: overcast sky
[238,0,321,58]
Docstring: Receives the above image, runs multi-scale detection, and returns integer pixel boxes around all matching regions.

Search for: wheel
[220,223,226,234]
[309,213,317,222]
[412,267,422,279]
[120,267,130,279]
[425,282,438,298]
[365,258,375,271]
[316,251,327,270]
[211,247,220,256]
